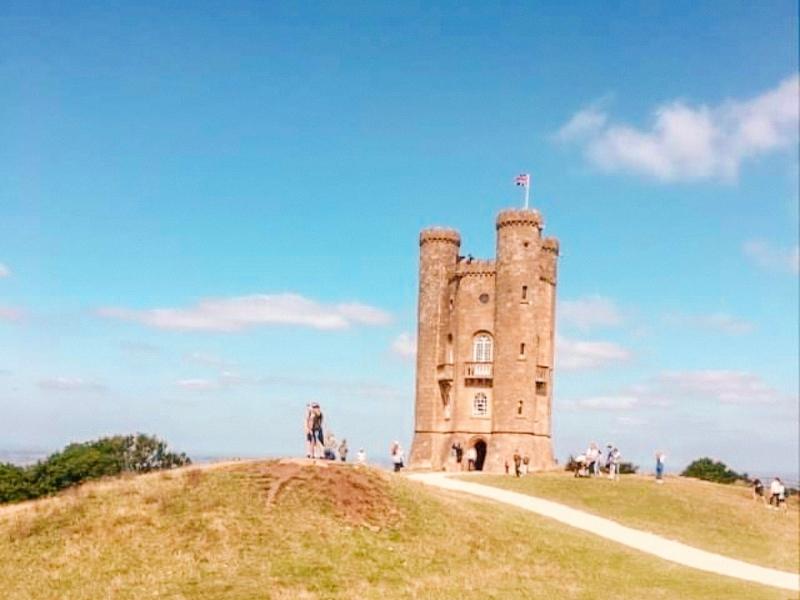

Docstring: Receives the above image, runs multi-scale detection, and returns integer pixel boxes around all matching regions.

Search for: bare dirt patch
[237,460,401,529]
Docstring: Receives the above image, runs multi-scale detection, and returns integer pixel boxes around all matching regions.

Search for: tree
[0,434,191,504]
[681,457,744,484]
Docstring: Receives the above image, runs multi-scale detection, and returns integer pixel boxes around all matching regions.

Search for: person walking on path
[522,455,530,476]
[655,451,666,483]
[608,447,621,481]
[338,439,348,462]
[452,443,464,470]
[512,450,522,478]
[466,446,478,471]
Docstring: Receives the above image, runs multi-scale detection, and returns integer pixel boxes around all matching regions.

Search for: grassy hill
[466,471,799,572]
[0,460,793,599]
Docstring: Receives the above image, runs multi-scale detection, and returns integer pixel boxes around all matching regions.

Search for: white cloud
[555,106,607,141]
[0,263,10,278]
[559,296,623,331]
[38,377,106,392]
[176,378,219,391]
[743,240,799,275]
[390,332,417,359]
[556,74,799,181]
[0,306,23,321]
[556,335,631,370]
[664,312,755,335]
[185,352,233,367]
[577,396,639,410]
[98,293,392,332]
[616,415,648,427]
[655,370,785,404]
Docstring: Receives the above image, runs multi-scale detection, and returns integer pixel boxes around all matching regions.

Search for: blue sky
[1,1,797,476]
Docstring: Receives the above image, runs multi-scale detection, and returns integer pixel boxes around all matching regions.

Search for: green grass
[463,471,799,572]
[0,461,793,599]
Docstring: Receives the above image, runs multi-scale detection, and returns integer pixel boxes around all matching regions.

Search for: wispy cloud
[655,370,785,404]
[38,377,106,392]
[185,352,234,368]
[0,263,10,278]
[559,296,624,331]
[176,378,219,391]
[577,396,639,410]
[556,335,631,371]
[743,240,799,275]
[556,74,799,182]
[0,306,23,321]
[98,293,392,332]
[390,332,417,359]
[173,371,404,401]
[664,312,755,335]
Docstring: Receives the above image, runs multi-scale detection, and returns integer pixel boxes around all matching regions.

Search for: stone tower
[408,208,559,473]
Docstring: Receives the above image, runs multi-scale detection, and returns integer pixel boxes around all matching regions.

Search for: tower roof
[496,208,542,230]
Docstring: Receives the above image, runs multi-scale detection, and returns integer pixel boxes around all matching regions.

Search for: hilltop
[0,460,794,599]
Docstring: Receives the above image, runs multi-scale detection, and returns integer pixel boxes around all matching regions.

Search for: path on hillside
[407,472,800,593]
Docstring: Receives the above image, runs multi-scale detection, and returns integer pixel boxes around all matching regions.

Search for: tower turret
[409,227,460,468]
[489,208,553,471]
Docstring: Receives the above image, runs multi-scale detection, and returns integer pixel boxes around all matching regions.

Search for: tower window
[517,399,524,416]
[473,333,493,362]
[520,343,526,356]
[472,392,488,417]
[536,381,548,396]
[522,285,528,300]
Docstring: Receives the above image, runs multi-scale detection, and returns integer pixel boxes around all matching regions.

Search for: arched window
[473,333,493,362]
[472,392,488,417]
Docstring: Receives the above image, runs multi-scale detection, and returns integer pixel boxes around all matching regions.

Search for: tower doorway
[473,439,487,471]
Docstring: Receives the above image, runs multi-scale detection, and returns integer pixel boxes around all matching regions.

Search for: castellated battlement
[455,259,496,277]
[410,206,559,474]
[496,208,543,230]
[542,237,560,254]
[419,227,461,246]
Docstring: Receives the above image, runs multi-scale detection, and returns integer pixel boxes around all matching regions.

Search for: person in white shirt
[769,477,785,509]
[356,448,367,466]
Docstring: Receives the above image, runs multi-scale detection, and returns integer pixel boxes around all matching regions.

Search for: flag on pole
[514,173,530,187]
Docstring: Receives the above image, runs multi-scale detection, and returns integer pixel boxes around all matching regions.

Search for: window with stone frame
[473,333,493,362]
[472,392,488,417]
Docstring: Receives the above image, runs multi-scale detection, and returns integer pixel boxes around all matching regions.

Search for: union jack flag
[514,173,530,187]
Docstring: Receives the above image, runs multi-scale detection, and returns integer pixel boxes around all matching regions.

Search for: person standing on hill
[655,451,666,483]
[338,439,348,462]
[356,448,367,465]
[752,479,766,505]
[308,403,324,459]
[391,441,405,472]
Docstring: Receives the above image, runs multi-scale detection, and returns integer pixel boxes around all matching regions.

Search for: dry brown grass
[0,460,792,599]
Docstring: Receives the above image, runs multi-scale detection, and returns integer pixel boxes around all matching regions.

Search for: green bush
[681,457,744,484]
[0,434,191,504]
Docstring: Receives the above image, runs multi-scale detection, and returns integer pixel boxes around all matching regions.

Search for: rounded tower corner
[420,227,461,247]
[495,208,543,231]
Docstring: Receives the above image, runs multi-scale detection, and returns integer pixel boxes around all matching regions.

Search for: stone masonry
[408,208,559,473]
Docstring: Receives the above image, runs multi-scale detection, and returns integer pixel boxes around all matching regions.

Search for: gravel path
[408,471,800,593]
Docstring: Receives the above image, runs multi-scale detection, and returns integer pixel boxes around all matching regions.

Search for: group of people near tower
[573,442,627,480]
[303,402,366,464]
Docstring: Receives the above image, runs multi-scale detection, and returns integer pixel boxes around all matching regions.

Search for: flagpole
[524,182,530,210]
